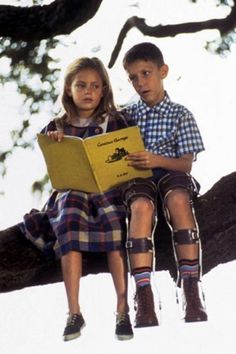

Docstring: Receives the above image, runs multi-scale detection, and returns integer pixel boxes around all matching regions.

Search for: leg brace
[125,237,153,254]
[121,177,157,209]
[173,229,200,246]
[121,178,158,271]
[158,171,202,284]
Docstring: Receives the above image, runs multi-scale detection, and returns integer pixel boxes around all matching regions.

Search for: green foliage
[31,173,51,195]
[0,0,69,194]
[205,30,236,55]
[0,37,60,113]
[0,36,61,182]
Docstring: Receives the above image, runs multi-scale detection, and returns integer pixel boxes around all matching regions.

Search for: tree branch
[0,0,103,40]
[0,172,236,293]
[108,2,236,68]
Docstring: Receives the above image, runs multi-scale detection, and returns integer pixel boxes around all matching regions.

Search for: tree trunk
[0,172,236,293]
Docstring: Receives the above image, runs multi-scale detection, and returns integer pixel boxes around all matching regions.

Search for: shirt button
[95,127,102,134]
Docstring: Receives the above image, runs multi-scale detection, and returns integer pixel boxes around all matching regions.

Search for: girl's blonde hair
[60,57,116,125]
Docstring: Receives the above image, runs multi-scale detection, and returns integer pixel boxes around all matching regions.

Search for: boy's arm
[126,151,194,173]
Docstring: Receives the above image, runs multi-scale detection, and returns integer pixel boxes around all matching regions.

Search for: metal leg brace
[125,215,162,313]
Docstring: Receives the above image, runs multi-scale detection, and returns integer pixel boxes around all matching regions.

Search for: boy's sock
[179,259,199,279]
[132,266,152,287]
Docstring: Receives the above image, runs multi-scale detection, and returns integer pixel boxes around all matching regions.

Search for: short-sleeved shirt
[122,92,204,159]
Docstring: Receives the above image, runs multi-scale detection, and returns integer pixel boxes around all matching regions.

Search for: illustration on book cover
[105,147,129,163]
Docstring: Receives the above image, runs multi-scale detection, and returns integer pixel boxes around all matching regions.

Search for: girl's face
[66,68,104,118]
[125,59,168,107]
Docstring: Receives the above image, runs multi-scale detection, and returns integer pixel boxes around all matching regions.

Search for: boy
[121,42,208,327]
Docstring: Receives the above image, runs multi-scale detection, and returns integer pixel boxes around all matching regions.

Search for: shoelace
[134,287,150,312]
[185,279,202,307]
[116,313,128,325]
[67,314,79,326]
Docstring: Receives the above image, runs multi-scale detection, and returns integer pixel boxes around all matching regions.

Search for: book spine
[83,144,103,193]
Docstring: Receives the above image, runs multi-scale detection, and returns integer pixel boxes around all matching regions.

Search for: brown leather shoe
[134,285,159,328]
[182,278,208,322]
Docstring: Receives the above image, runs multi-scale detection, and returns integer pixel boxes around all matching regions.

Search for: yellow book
[37,126,153,193]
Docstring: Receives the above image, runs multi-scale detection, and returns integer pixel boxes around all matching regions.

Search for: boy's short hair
[123,42,165,68]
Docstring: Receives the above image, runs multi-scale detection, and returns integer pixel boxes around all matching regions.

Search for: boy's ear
[160,64,169,79]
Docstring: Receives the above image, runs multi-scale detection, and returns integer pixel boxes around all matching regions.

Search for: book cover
[37,126,153,193]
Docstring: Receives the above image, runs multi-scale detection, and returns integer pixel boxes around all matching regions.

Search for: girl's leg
[107,250,129,314]
[61,250,82,314]
[61,250,86,342]
[107,250,133,340]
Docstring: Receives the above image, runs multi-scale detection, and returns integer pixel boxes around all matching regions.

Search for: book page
[37,134,100,192]
[84,126,152,191]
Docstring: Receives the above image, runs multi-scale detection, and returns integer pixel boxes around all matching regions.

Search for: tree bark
[0,172,235,293]
[0,0,102,40]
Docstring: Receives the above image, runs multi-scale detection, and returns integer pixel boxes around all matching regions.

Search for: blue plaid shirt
[122,92,204,159]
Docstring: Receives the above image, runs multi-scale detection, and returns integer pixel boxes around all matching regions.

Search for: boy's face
[125,60,168,107]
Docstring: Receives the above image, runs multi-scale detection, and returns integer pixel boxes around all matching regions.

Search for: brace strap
[121,178,157,208]
[173,229,199,245]
[125,237,153,254]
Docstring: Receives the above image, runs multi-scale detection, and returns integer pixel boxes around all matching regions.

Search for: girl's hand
[47,131,64,142]
[126,151,156,169]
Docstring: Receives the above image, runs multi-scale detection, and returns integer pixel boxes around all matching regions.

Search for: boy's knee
[121,178,157,212]
[166,189,190,209]
[158,171,200,205]
[130,197,154,217]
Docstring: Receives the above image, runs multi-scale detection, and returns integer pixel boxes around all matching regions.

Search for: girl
[20,57,134,341]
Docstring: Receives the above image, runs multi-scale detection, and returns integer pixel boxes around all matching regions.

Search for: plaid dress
[19,113,135,258]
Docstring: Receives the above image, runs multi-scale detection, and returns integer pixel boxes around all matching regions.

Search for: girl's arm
[40,120,64,142]
[47,130,64,142]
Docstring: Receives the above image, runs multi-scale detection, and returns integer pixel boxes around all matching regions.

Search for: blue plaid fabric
[19,113,133,258]
[122,92,204,159]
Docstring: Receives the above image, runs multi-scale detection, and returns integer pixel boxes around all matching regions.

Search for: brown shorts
[158,171,200,202]
[121,171,200,209]
[120,177,157,208]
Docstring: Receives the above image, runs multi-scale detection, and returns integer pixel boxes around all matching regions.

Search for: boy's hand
[126,151,155,169]
[127,151,194,172]
[47,131,64,142]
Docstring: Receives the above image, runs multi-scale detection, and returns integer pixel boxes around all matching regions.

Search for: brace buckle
[125,240,133,249]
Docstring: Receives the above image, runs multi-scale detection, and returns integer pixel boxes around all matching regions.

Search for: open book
[37,126,152,193]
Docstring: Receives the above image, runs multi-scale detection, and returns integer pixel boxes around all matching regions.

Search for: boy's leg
[158,172,208,322]
[107,250,133,340]
[61,251,85,341]
[121,179,159,328]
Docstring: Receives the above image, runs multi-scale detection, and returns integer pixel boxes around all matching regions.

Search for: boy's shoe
[63,313,85,341]
[134,284,159,328]
[182,278,208,322]
[115,313,134,340]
